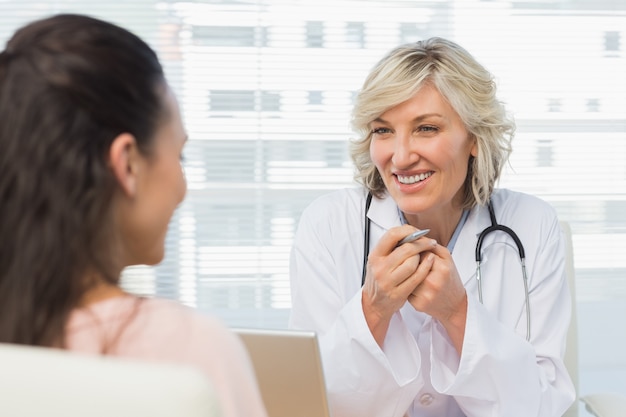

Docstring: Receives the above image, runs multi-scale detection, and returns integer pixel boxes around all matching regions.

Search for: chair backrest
[560,220,579,417]
[0,343,220,417]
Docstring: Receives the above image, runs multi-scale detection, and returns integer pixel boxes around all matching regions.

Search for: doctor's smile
[396,172,434,185]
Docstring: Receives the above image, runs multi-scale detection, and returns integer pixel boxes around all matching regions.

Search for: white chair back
[561,221,626,417]
[0,343,220,417]
[561,220,579,417]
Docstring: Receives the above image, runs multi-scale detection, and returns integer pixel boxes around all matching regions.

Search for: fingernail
[431,239,437,247]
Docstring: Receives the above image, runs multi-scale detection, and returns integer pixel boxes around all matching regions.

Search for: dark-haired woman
[0,14,267,417]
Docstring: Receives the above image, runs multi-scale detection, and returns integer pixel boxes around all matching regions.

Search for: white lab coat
[288,187,575,417]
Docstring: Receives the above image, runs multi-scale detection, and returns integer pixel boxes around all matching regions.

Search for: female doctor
[288,37,575,417]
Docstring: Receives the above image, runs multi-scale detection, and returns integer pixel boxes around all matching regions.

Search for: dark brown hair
[0,14,165,346]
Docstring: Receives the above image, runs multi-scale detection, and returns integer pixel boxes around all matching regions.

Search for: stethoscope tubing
[361,192,531,341]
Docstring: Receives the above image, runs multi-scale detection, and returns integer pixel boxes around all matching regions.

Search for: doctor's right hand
[361,225,434,347]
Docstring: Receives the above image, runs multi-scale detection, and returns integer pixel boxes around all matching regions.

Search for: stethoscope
[360,192,531,341]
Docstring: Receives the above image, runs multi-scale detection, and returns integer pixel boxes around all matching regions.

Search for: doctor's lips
[396,171,433,184]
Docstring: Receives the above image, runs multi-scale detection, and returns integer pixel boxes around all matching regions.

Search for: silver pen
[395,229,430,247]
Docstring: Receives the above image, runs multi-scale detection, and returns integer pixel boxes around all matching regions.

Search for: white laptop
[234,328,331,417]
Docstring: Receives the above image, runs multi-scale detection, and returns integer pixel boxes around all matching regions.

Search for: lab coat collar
[366,192,405,231]
[454,202,495,286]
[366,191,494,235]
[467,202,493,240]
[365,190,495,287]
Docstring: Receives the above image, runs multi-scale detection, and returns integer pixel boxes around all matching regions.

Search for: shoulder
[119,299,254,379]
[128,298,251,368]
[297,187,368,233]
[490,188,558,224]
[68,296,240,356]
[124,300,267,417]
[135,298,238,347]
[302,187,367,216]
[488,189,562,250]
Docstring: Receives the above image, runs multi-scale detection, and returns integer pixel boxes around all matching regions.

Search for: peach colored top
[66,296,267,417]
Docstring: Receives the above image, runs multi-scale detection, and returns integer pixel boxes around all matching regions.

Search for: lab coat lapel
[366,193,405,251]
[366,194,495,290]
[452,204,493,287]
[367,192,403,231]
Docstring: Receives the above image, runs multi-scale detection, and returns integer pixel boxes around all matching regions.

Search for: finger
[385,234,436,278]
[399,252,435,296]
[394,235,437,258]
[395,228,430,247]
[392,252,421,281]
[410,252,436,295]
[369,225,418,257]
[367,250,420,291]
[427,239,451,259]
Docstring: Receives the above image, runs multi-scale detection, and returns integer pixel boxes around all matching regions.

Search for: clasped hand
[362,225,468,350]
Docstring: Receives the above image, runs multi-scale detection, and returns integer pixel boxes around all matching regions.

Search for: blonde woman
[289,38,575,417]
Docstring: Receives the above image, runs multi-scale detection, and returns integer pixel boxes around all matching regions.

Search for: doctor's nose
[391,134,420,168]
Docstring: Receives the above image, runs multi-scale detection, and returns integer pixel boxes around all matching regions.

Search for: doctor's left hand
[408,241,468,354]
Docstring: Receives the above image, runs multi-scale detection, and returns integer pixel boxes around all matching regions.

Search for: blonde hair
[349,37,514,208]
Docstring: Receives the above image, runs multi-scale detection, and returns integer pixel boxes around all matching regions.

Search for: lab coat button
[419,393,434,406]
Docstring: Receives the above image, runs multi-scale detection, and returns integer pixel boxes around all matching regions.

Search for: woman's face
[120,86,188,266]
[369,83,476,217]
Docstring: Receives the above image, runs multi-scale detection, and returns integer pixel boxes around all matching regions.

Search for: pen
[395,229,430,247]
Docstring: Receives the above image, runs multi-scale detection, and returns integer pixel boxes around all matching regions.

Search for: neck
[79,278,126,307]
[403,205,465,247]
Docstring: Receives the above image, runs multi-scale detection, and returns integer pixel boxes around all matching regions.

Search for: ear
[470,135,478,158]
[109,133,141,197]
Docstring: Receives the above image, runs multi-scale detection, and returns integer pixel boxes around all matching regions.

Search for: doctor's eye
[371,127,392,135]
[418,125,439,133]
